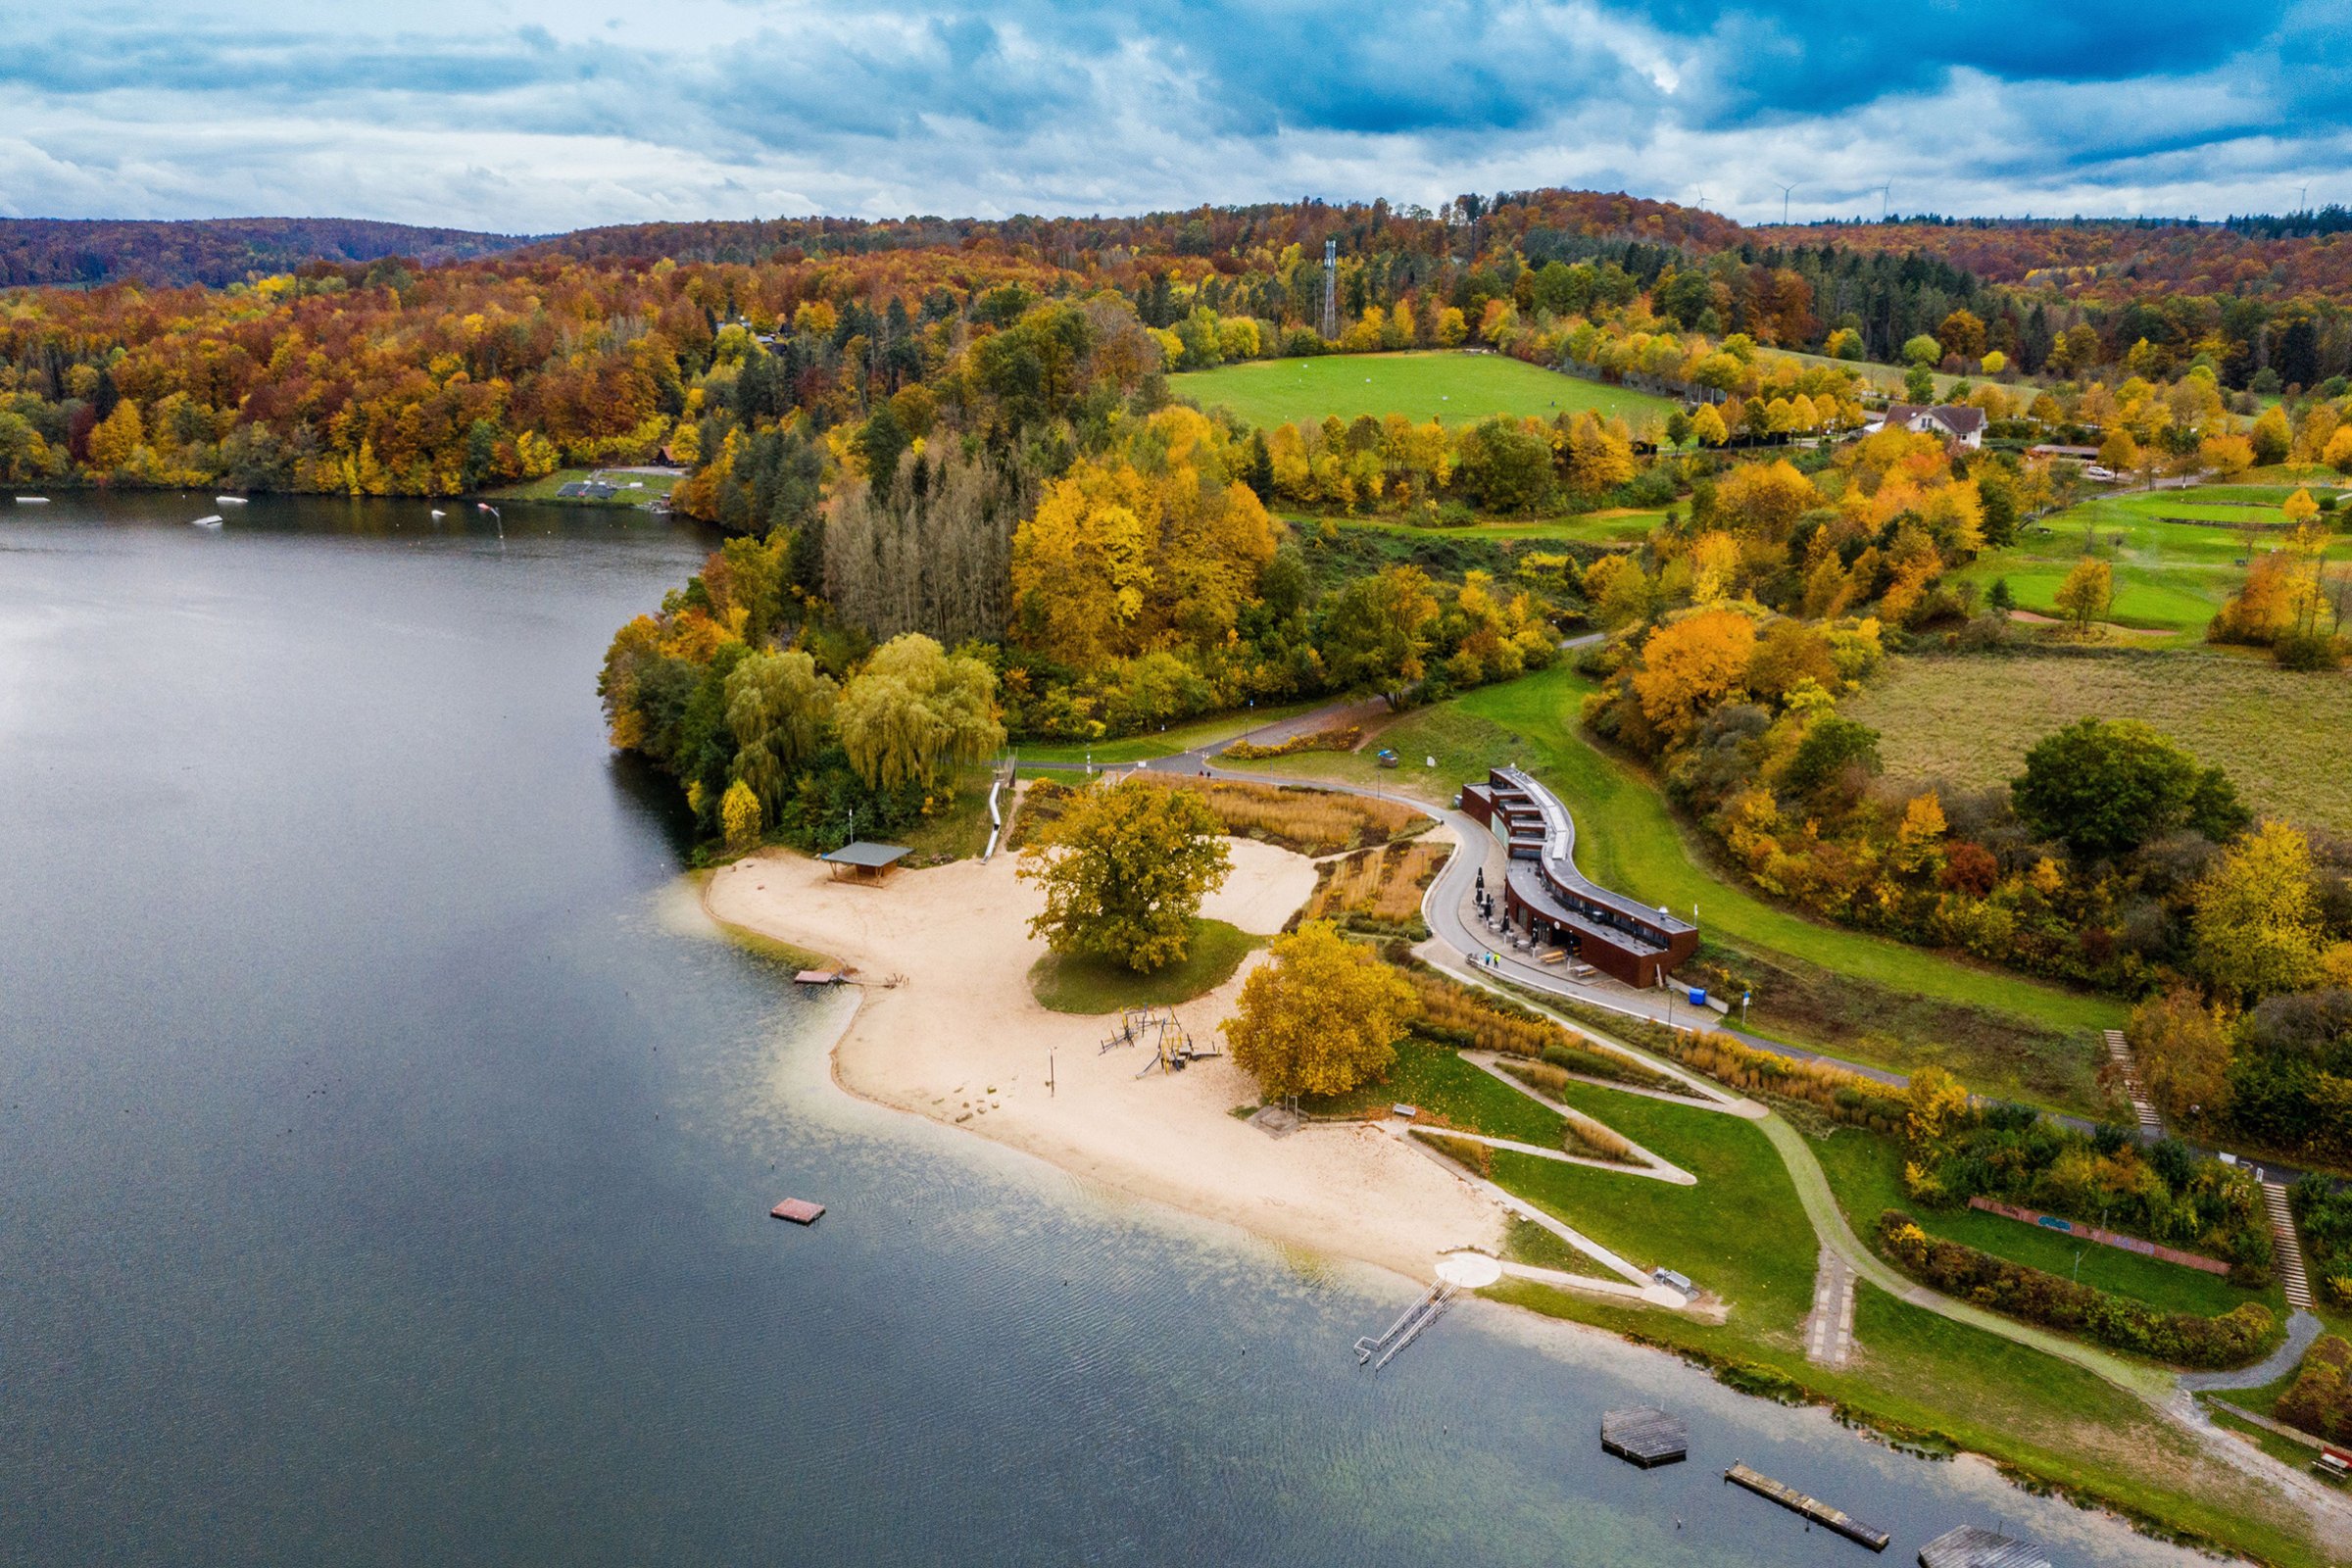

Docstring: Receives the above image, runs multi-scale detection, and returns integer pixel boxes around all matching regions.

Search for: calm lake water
[1,495,2203,1565]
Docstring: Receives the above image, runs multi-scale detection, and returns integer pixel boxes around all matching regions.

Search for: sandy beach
[703,827,1504,1279]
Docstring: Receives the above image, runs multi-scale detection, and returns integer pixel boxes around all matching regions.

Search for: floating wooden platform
[1599,1406,1687,1467]
[1917,1525,2050,1568]
[1723,1462,1889,1552]
[769,1199,826,1225]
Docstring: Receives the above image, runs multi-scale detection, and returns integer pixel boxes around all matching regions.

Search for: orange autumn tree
[1631,608,1758,741]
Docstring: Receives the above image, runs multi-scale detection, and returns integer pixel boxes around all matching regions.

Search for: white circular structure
[1434,1251,1503,1289]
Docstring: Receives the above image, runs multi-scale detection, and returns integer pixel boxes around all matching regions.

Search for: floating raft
[1599,1406,1688,1467]
[1723,1462,1889,1552]
[769,1199,826,1225]
[1918,1525,2051,1568]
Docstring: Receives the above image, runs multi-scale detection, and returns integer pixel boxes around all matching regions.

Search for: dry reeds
[1126,772,1419,856]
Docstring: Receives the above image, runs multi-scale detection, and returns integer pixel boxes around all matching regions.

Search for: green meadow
[1170,350,1676,430]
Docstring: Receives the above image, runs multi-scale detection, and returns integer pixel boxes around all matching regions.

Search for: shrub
[1666,1031,1908,1131]
[1415,1129,1493,1176]
[2274,631,2346,671]
[1877,1211,2278,1368]
[1222,724,1362,760]
[2276,1335,2352,1444]
[1537,1039,1676,1091]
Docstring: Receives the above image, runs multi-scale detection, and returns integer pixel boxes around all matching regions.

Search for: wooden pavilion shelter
[819,841,912,884]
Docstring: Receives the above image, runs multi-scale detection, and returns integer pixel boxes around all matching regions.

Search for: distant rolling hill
[0,218,534,288]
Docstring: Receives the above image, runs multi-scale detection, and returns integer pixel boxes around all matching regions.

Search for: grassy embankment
[1170,349,1677,431]
[1847,650,2352,836]
[1437,1067,2330,1566]
[1027,917,1260,1014]
[1225,662,2125,1112]
[1953,483,2351,645]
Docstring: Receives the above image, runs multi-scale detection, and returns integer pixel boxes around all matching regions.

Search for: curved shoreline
[697,837,1506,1283]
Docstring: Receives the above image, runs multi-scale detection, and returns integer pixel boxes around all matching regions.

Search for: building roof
[1882,402,1986,438]
[1493,766,1694,938]
[819,841,912,869]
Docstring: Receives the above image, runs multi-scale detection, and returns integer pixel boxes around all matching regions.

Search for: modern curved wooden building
[1459,765,1698,988]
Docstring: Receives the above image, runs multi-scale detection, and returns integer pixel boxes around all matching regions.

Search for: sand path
[704,836,1504,1279]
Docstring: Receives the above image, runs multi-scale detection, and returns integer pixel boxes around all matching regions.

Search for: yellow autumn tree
[1222,920,1419,1101]
[1010,462,1156,666]
[719,779,762,855]
[2053,556,2113,633]
[87,399,142,473]
[1632,609,1756,739]
[2192,820,2325,1001]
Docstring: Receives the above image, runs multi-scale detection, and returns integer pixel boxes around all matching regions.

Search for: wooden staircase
[2102,1029,2163,1139]
[2264,1180,2315,1311]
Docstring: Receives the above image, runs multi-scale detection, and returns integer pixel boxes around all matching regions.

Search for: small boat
[14,495,48,504]
[214,495,248,506]
[429,509,445,518]
[769,1199,825,1226]
[191,514,223,528]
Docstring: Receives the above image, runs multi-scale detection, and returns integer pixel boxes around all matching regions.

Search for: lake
[0,495,2199,1565]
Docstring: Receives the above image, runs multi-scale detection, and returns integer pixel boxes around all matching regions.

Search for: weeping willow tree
[835,634,1004,793]
[824,447,1032,648]
[724,650,837,820]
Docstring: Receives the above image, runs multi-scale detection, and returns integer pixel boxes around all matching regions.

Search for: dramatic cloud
[0,0,2340,229]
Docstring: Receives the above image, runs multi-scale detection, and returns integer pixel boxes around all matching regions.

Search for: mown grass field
[485,466,681,507]
[1225,664,2126,1087]
[1845,652,2352,834]
[1958,483,2351,644]
[1170,350,1675,430]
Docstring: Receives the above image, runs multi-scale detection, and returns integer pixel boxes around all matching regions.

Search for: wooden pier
[1723,1462,1889,1551]
[1599,1406,1687,1467]
[769,1199,825,1225]
[1917,1525,2050,1568]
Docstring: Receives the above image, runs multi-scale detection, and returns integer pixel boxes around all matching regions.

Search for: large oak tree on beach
[1019,779,1231,973]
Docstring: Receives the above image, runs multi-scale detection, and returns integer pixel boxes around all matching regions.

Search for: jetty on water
[769,1199,825,1225]
[1917,1525,2051,1568]
[1599,1406,1688,1467]
[1723,1462,1889,1551]
[1353,1282,1455,1369]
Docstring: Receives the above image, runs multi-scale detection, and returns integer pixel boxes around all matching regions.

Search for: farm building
[1458,766,1698,987]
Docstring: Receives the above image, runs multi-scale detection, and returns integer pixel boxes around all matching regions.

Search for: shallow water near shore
[1,495,2207,1565]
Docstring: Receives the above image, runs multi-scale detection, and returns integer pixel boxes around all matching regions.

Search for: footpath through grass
[1807,1124,2277,1319]
[1171,350,1676,430]
[1027,917,1259,1014]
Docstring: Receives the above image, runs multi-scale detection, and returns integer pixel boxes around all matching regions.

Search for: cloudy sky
[1,0,2345,232]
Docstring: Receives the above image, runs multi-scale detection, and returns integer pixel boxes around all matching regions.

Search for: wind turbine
[1881,183,1892,220]
[1775,182,1798,225]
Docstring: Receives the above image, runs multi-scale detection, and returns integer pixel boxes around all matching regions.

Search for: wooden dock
[1917,1524,2051,1568]
[1723,1462,1889,1551]
[1599,1406,1687,1467]
[769,1199,825,1225]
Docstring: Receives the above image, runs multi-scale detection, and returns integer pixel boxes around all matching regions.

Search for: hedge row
[1877,1210,2276,1369]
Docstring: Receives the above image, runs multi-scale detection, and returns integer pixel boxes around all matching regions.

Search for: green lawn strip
[1806,1125,2277,1319]
[1014,696,1336,763]
[890,766,998,861]
[1027,918,1260,1015]
[1323,510,1661,546]
[1489,1079,1818,1329]
[482,466,679,506]
[1170,350,1676,430]
[1302,1037,1567,1145]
